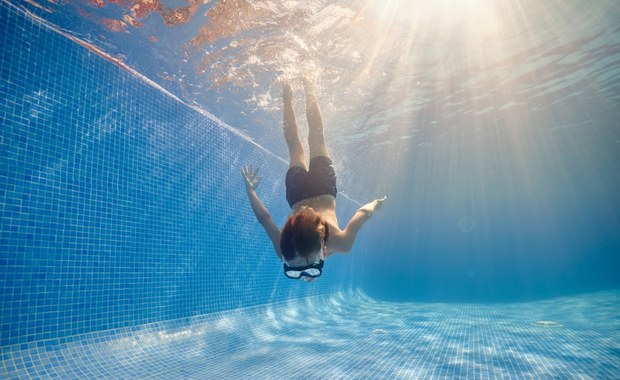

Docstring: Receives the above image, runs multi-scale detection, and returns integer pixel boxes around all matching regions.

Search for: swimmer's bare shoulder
[326,196,387,255]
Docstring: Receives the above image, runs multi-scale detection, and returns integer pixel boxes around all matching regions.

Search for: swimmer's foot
[302,77,319,112]
[283,82,294,103]
[302,76,314,92]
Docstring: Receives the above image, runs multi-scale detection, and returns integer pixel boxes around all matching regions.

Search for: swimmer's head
[280,207,328,266]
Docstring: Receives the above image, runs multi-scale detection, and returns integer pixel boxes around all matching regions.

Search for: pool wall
[0,1,361,352]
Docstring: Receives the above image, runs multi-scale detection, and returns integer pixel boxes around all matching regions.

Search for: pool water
[1,0,619,379]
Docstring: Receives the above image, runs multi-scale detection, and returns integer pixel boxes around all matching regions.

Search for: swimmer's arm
[339,197,387,252]
[245,188,283,260]
[241,165,283,260]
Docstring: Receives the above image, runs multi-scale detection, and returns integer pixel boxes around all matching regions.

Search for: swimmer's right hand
[374,196,387,209]
[357,196,387,217]
[241,164,262,191]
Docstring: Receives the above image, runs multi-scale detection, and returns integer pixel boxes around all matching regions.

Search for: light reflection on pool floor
[2,290,619,379]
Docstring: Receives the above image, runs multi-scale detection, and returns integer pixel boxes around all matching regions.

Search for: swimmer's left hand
[241,164,262,191]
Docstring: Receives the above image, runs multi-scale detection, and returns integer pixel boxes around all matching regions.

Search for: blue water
[1,0,619,378]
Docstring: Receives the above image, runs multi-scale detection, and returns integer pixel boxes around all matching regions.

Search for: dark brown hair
[280,207,327,262]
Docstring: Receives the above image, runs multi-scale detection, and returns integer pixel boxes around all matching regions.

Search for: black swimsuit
[285,156,338,208]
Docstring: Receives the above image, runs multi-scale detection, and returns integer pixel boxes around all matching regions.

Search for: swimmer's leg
[283,83,307,170]
[304,79,330,160]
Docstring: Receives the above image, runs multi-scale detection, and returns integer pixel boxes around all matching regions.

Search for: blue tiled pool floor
[2,290,619,379]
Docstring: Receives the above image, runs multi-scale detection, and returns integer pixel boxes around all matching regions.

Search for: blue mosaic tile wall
[0,1,358,350]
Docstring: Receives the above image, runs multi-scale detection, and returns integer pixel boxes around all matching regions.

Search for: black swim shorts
[285,156,338,207]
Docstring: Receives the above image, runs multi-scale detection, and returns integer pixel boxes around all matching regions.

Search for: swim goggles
[283,259,324,279]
